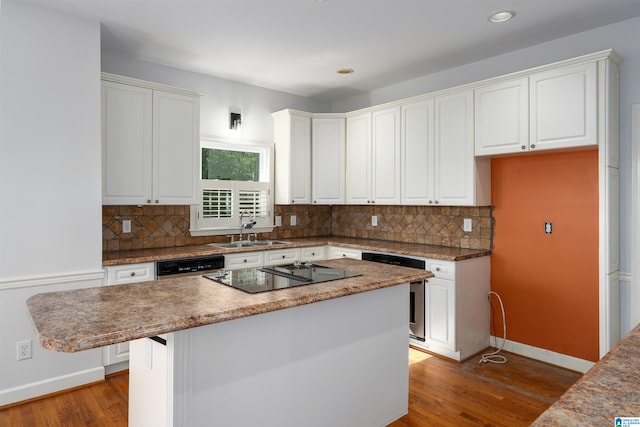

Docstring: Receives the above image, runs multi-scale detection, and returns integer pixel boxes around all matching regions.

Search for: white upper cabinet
[401,99,435,205]
[345,112,372,204]
[530,62,597,151]
[475,78,529,156]
[435,91,490,206]
[312,115,346,204]
[102,76,200,205]
[273,109,312,205]
[372,106,401,204]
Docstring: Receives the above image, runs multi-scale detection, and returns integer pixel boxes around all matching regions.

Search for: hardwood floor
[0,348,580,426]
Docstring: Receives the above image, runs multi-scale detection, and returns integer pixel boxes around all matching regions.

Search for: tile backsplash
[103,204,492,252]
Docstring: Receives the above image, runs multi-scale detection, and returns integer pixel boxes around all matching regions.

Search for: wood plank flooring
[0,348,581,426]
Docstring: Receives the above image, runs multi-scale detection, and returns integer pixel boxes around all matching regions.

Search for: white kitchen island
[27,259,431,427]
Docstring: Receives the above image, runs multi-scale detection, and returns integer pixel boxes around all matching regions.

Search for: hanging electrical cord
[479,291,508,364]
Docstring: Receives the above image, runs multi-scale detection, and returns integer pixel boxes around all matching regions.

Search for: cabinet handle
[435,267,441,272]
[530,144,536,149]
[147,199,151,203]
[435,200,439,204]
[154,200,159,204]
[130,272,136,277]
[243,259,247,263]
[282,255,286,258]
[291,200,295,203]
[428,200,433,204]
[521,145,526,150]
[312,252,316,256]
[313,200,317,204]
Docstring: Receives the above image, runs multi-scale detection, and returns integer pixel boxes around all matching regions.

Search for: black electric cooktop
[203,263,362,294]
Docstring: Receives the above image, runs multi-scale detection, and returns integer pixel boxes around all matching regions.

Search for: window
[190,138,274,236]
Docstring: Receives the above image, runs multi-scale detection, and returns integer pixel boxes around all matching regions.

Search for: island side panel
[162,283,409,427]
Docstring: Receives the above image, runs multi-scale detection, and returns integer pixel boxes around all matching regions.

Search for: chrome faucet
[239,212,257,242]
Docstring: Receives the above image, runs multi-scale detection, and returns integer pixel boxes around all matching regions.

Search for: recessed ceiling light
[337,68,354,75]
[488,10,515,23]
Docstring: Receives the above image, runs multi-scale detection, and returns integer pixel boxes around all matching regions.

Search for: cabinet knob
[435,200,439,205]
[282,255,286,258]
[428,200,433,204]
[313,200,317,204]
[130,272,136,277]
[435,267,441,272]
[154,200,159,204]
[530,144,536,149]
[291,200,295,203]
[312,252,316,256]
[243,259,247,263]
[521,145,526,150]
[147,199,151,203]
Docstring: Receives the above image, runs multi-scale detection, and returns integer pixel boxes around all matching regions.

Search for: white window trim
[190,137,275,237]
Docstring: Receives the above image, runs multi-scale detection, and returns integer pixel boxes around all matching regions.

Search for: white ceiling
[24,0,640,101]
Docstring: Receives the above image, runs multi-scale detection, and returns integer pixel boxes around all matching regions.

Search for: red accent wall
[491,150,599,362]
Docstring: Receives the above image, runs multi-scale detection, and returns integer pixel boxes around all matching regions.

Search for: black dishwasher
[362,252,426,342]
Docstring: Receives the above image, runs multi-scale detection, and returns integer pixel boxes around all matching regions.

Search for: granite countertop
[531,323,640,425]
[27,258,433,353]
[102,236,491,266]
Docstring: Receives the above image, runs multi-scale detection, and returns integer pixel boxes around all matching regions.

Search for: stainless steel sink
[208,240,291,249]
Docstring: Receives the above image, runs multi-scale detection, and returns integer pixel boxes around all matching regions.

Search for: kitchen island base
[129,283,410,427]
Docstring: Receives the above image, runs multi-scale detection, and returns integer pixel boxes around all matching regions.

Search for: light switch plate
[122,219,131,233]
[372,215,378,227]
[463,218,472,232]
[290,215,297,226]
[275,216,282,227]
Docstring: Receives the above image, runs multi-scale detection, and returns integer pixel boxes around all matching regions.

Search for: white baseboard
[490,336,595,373]
[0,367,105,407]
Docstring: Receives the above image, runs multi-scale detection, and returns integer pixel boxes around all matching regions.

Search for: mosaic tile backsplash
[103,204,492,252]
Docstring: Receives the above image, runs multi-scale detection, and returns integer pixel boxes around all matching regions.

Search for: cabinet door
[372,107,401,204]
[274,111,311,205]
[401,99,435,204]
[425,277,456,351]
[312,117,345,204]
[345,113,372,204]
[102,82,153,205]
[434,91,475,205]
[530,62,597,150]
[299,246,326,262]
[153,90,200,204]
[475,78,529,156]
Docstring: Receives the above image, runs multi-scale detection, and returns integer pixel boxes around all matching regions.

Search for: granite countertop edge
[27,259,433,353]
[103,236,491,266]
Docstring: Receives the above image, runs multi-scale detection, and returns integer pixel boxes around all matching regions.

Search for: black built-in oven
[361,252,426,342]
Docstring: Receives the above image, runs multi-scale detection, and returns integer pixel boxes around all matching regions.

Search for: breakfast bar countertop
[26,258,433,353]
[531,323,640,426]
[102,236,491,266]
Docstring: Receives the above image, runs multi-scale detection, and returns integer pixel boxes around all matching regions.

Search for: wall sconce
[230,110,242,131]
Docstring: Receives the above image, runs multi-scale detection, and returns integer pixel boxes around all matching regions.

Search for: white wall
[101,49,330,143]
[331,17,640,337]
[0,0,104,404]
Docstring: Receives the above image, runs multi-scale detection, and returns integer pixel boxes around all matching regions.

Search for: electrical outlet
[290,215,297,226]
[463,218,472,232]
[545,222,553,234]
[122,219,132,233]
[372,215,378,227]
[17,340,32,361]
[275,216,282,227]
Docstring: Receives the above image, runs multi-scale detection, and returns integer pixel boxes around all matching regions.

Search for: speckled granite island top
[102,236,490,266]
[27,258,432,353]
[531,323,640,426]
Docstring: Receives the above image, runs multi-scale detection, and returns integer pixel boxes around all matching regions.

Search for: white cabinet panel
[475,78,529,156]
[372,107,401,204]
[102,82,153,204]
[312,116,345,204]
[264,248,298,266]
[326,246,362,260]
[401,99,434,204]
[103,262,156,367]
[299,246,326,262]
[102,77,200,205]
[273,110,312,204]
[152,91,200,204]
[225,252,264,269]
[346,113,372,204]
[530,62,597,150]
[425,277,455,351]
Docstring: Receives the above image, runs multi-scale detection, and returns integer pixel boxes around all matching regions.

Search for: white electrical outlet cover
[122,219,132,233]
[275,216,282,227]
[290,215,297,226]
[463,218,472,232]
[372,215,378,227]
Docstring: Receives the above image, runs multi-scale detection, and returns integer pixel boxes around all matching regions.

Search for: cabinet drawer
[427,260,455,280]
[225,252,264,269]
[327,246,362,260]
[264,249,298,266]
[106,262,155,285]
[299,246,326,262]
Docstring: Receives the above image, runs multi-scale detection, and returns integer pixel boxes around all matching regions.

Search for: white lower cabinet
[264,248,298,266]
[226,246,328,270]
[298,246,326,262]
[103,262,156,367]
[326,246,362,260]
[224,251,264,269]
[413,256,490,361]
